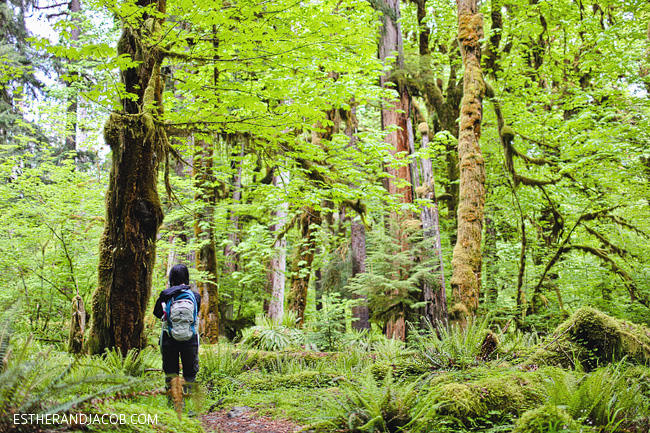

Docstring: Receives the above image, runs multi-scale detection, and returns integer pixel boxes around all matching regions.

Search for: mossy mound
[529,307,650,370]
[371,357,429,380]
[430,371,545,425]
[513,404,580,433]
[239,350,339,371]
[243,370,336,390]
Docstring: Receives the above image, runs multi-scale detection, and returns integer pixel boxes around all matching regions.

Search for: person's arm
[193,291,202,311]
[152,293,165,319]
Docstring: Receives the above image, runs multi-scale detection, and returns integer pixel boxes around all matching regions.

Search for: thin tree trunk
[417,124,449,328]
[450,0,486,321]
[222,137,244,322]
[350,219,370,331]
[268,172,288,322]
[345,103,370,331]
[64,0,80,154]
[194,137,219,343]
[483,212,498,303]
[86,0,166,355]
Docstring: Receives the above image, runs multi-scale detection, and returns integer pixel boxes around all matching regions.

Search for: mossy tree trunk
[413,0,462,247]
[377,0,412,342]
[194,137,219,343]
[268,172,289,322]
[450,0,486,321]
[287,208,321,326]
[85,0,167,355]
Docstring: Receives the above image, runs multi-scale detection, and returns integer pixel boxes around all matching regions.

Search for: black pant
[161,343,199,390]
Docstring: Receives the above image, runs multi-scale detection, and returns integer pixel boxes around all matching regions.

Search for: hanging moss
[528,307,650,370]
[513,405,579,433]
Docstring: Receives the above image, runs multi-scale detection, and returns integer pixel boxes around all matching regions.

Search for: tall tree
[194,137,219,343]
[377,0,413,341]
[268,172,289,322]
[450,0,486,321]
[85,0,167,354]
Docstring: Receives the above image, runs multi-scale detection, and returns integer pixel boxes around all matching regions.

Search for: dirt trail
[201,406,305,433]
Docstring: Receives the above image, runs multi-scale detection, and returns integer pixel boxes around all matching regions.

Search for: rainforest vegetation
[1,0,650,431]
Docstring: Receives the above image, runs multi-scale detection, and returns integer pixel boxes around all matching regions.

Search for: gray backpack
[164,289,198,342]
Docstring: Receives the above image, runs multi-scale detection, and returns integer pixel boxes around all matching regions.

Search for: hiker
[153,264,201,394]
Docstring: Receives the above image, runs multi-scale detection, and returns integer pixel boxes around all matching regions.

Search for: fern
[410,316,493,370]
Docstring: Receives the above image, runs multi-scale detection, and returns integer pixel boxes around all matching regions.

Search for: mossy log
[430,370,545,425]
[528,307,650,370]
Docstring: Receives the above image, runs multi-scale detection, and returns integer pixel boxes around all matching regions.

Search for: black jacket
[153,284,202,346]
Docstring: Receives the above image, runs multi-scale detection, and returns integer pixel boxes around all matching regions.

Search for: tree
[85,0,167,354]
[450,0,486,321]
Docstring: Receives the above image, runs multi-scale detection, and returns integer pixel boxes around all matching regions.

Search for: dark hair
[169,264,189,287]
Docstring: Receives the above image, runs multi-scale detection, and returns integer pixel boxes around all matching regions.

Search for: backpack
[164,289,198,342]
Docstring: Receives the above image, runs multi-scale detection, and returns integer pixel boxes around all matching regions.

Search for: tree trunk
[450,0,486,321]
[350,218,370,331]
[377,0,412,342]
[483,212,498,303]
[194,137,219,343]
[417,124,449,328]
[64,0,80,154]
[85,0,166,354]
[287,208,321,326]
[222,137,244,322]
[268,172,288,322]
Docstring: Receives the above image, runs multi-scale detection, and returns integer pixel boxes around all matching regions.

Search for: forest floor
[201,407,304,433]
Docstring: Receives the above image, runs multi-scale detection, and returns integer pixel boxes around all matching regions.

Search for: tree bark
[287,208,321,326]
[64,0,80,154]
[268,172,288,322]
[222,137,244,322]
[194,137,219,343]
[417,124,448,328]
[86,0,166,354]
[450,0,486,321]
[377,0,411,341]
[350,218,370,331]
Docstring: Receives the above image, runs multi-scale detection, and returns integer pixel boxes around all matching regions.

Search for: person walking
[153,264,201,395]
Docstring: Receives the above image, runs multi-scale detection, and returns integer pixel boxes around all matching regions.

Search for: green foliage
[99,348,160,377]
[0,336,145,433]
[305,291,348,351]
[542,363,650,430]
[239,312,304,351]
[410,316,495,370]
[316,370,420,433]
[348,220,438,328]
[513,405,581,433]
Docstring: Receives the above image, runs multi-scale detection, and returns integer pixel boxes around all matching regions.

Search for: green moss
[513,405,580,433]
[529,307,650,370]
[501,125,515,140]
[243,370,335,390]
[371,358,429,380]
[240,350,337,371]
[429,370,545,425]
